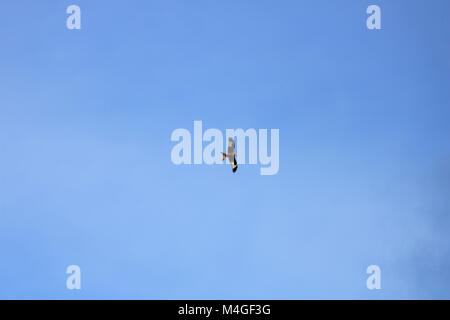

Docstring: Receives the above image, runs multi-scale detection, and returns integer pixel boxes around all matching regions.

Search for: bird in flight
[221,138,238,173]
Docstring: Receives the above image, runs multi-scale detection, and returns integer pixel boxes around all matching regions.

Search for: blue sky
[0,0,449,299]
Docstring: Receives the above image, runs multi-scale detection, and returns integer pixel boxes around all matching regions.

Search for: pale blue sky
[0,0,449,299]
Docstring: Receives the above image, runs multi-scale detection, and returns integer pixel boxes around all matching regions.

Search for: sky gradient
[0,0,450,299]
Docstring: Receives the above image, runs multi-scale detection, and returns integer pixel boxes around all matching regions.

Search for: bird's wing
[228,140,235,155]
[230,155,238,173]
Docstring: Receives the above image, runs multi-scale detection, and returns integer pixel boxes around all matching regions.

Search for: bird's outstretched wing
[232,155,238,173]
